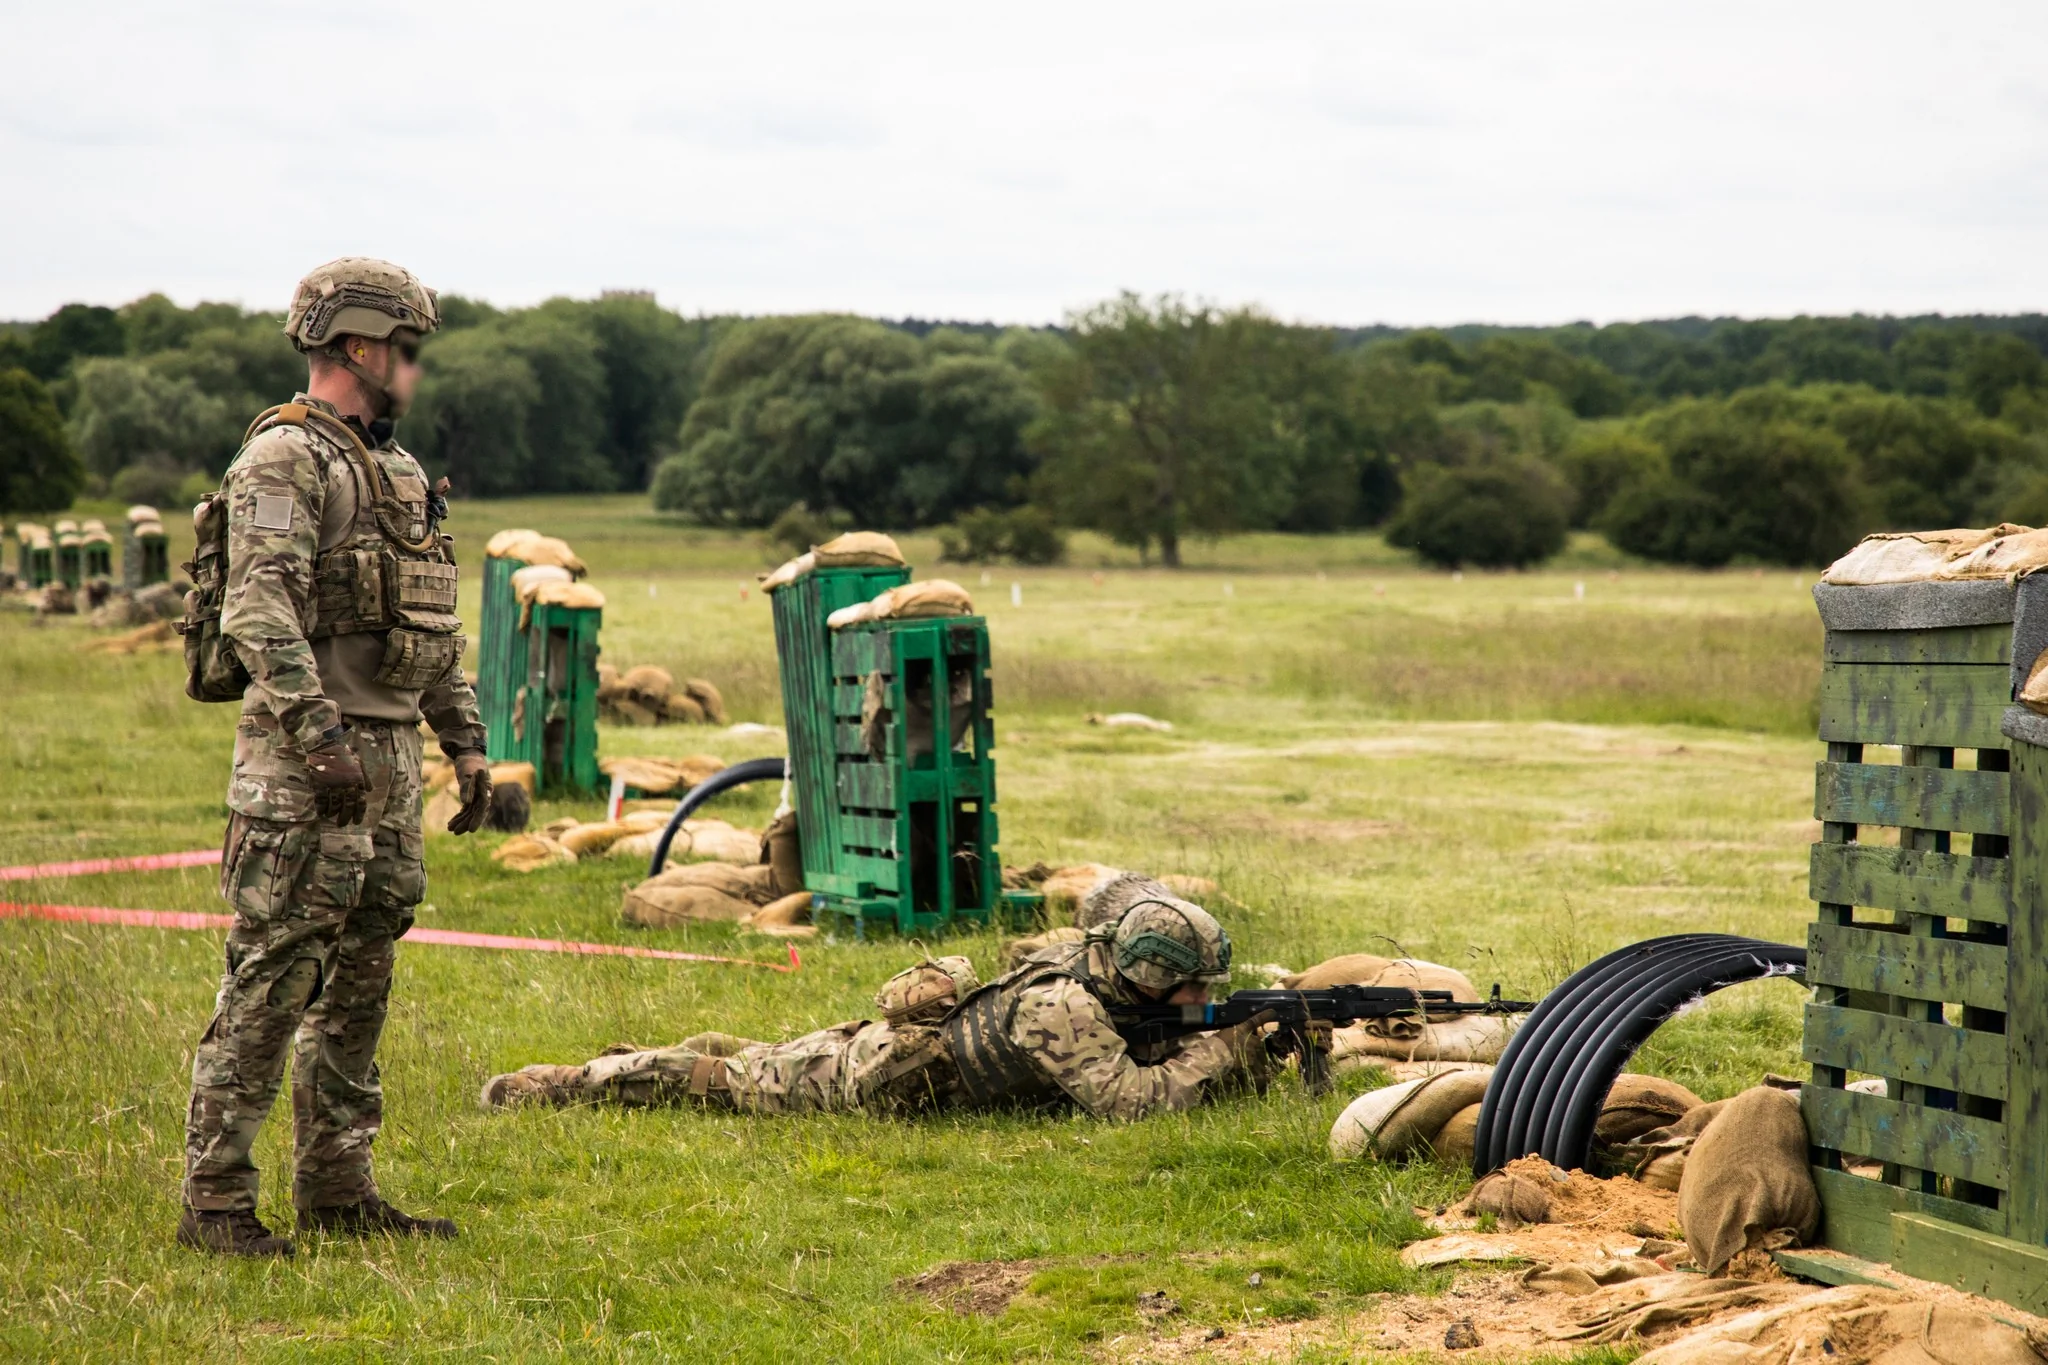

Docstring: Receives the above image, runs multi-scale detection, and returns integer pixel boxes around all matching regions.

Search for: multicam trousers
[182,716,425,1213]
[566,1021,948,1114]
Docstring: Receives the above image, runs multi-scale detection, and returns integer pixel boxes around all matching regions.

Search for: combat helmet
[1110,896,1232,991]
[284,257,440,351]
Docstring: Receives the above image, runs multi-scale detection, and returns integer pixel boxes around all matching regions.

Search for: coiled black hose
[646,757,789,877]
[1474,933,1806,1176]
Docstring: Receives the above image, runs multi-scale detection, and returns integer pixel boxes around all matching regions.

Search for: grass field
[0,497,1828,1360]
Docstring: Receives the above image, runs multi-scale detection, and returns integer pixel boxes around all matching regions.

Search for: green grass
[0,499,1828,1359]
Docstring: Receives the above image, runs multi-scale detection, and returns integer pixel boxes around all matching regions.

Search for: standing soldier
[480,895,1272,1120]
[176,259,492,1258]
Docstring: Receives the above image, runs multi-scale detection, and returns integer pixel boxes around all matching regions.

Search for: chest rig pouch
[283,408,467,691]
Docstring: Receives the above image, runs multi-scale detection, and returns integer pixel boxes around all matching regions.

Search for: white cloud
[2,0,2044,325]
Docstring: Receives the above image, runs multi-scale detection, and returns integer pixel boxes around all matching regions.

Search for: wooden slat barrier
[1809,1166,2006,1261]
[1824,625,2012,666]
[1808,843,2012,923]
[1815,662,2012,749]
[1802,1087,2008,1191]
[1814,762,2008,835]
[1806,922,2008,1012]
[1802,1005,2008,1100]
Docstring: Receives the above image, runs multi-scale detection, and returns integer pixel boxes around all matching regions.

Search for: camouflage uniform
[491,937,1258,1121]
[183,394,484,1215]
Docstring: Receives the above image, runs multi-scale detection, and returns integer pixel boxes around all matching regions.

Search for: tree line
[5,292,2048,570]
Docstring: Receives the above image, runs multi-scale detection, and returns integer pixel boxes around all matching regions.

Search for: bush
[1383,460,1571,569]
[764,503,835,558]
[110,458,190,508]
[936,506,1066,565]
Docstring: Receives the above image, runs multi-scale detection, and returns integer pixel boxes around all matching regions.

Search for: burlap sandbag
[1632,1284,2045,1365]
[511,563,574,601]
[813,531,906,568]
[1678,1086,1819,1275]
[760,551,815,591]
[492,833,576,872]
[672,819,761,864]
[1819,527,2024,585]
[1039,864,1125,920]
[1432,1103,1483,1166]
[826,579,973,629]
[641,861,776,902]
[1331,1014,1515,1068]
[598,754,727,795]
[619,664,677,702]
[744,891,812,928]
[660,693,706,723]
[683,678,728,724]
[1612,1096,1728,1188]
[760,811,804,897]
[1079,872,1188,930]
[1597,1074,1706,1146]
[1329,1068,1493,1161]
[1465,1169,1555,1225]
[558,822,631,857]
[1002,926,1087,968]
[622,882,756,926]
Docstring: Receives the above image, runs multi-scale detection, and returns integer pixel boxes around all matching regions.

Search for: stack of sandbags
[596,752,728,795]
[826,579,973,630]
[1821,524,2044,584]
[1280,953,1516,1067]
[1329,1070,1710,1172]
[486,528,587,574]
[620,862,778,926]
[492,833,576,872]
[594,666,728,727]
[760,531,907,593]
[1330,1069,1495,1164]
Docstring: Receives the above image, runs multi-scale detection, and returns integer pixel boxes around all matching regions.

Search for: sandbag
[813,531,905,568]
[598,754,727,795]
[1597,1074,1707,1146]
[1331,1013,1516,1068]
[1038,863,1126,919]
[558,822,631,857]
[1522,1259,1669,1296]
[826,579,973,629]
[622,882,755,926]
[661,692,706,724]
[1820,527,2024,585]
[1678,1086,1819,1275]
[1002,925,1088,968]
[683,678,728,725]
[619,664,676,701]
[745,891,812,928]
[1079,872,1196,930]
[1283,953,1393,989]
[487,529,586,573]
[1283,955,1482,1002]
[641,861,776,902]
[510,563,573,601]
[608,698,661,726]
[761,811,804,897]
[1328,1068,1493,1161]
[492,833,576,872]
[1432,1103,1483,1166]
[1465,1169,1554,1225]
[671,819,762,864]
[1631,1284,2047,1365]
[760,551,815,592]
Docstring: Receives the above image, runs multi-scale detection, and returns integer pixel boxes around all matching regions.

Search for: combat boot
[300,1194,457,1239]
[176,1207,295,1258]
[479,1063,582,1109]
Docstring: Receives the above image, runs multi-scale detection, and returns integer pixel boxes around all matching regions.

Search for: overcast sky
[5,1,2044,327]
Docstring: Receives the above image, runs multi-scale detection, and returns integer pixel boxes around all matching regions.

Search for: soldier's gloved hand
[1217,1009,1281,1089]
[447,750,493,835]
[305,729,370,826]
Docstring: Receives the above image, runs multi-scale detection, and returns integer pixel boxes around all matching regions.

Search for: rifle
[1108,983,1537,1095]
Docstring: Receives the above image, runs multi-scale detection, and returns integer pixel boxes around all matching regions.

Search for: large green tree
[1026,295,1301,566]
[67,357,236,478]
[0,368,86,513]
[652,315,1038,527]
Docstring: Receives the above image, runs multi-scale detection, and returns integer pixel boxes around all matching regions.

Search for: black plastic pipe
[645,757,789,877]
[1473,934,1804,1175]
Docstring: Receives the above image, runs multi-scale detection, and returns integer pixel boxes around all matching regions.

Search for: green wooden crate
[1801,579,2048,1308]
[771,567,1040,935]
[476,550,603,796]
[55,536,82,589]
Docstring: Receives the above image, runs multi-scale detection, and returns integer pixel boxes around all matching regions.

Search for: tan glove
[447,750,493,835]
[305,730,369,826]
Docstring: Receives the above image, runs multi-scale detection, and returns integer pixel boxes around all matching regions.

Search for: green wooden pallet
[1800,579,2048,1312]
[477,550,603,796]
[771,566,1040,936]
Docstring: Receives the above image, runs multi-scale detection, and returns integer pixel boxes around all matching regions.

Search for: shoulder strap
[242,404,438,554]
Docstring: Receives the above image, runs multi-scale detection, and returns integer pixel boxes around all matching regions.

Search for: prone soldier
[176,258,492,1257]
[480,897,1272,1120]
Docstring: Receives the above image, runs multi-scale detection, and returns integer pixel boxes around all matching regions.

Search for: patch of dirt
[1398,1157,1685,1270]
[898,1258,1046,1316]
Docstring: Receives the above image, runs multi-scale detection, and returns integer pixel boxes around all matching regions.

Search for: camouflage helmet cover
[1111,896,1232,991]
[284,257,440,351]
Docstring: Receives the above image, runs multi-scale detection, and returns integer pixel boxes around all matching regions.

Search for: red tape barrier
[0,849,800,972]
